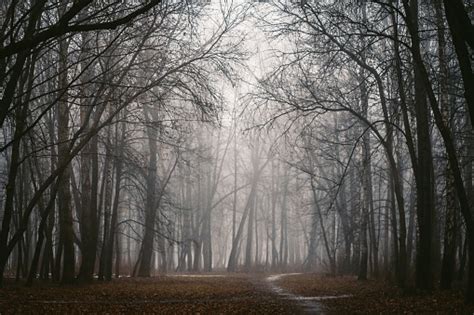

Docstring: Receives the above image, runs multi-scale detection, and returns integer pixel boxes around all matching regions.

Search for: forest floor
[276,273,474,314]
[0,273,472,314]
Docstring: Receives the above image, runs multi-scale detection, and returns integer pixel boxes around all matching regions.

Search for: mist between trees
[0,0,473,305]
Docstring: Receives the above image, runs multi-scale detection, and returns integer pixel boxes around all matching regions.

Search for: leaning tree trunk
[227,152,268,272]
[442,0,474,129]
[310,178,336,276]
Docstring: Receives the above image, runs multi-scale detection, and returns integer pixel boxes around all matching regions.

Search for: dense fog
[1,0,473,306]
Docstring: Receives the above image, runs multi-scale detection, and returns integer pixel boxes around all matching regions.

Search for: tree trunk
[271,160,279,269]
[98,138,113,280]
[279,170,289,270]
[435,0,458,290]
[409,0,436,292]
[310,178,336,276]
[227,153,268,272]
[442,0,474,128]
[77,28,98,282]
[57,31,75,284]
[105,122,125,280]
[137,108,159,277]
[244,189,255,271]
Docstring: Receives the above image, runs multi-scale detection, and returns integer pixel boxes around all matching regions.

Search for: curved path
[1,273,351,314]
[265,273,326,314]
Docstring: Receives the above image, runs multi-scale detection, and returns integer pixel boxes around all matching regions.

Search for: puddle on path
[265,273,352,314]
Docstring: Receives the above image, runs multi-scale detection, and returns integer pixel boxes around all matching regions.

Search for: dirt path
[0,273,372,314]
[264,273,327,314]
[274,273,474,314]
[2,274,472,314]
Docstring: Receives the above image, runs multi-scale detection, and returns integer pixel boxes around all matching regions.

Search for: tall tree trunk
[310,178,336,276]
[271,160,279,269]
[26,182,58,286]
[228,153,268,272]
[255,197,260,266]
[435,0,458,290]
[305,195,318,272]
[232,123,238,245]
[409,0,436,292]
[359,58,370,281]
[138,108,159,277]
[406,184,416,267]
[105,122,125,280]
[244,188,255,271]
[57,29,75,284]
[98,135,113,280]
[184,165,193,271]
[0,89,27,287]
[0,45,36,286]
[357,22,376,278]
[279,169,289,270]
[202,172,213,272]
[77,28,98,282]
[42,115,57,280]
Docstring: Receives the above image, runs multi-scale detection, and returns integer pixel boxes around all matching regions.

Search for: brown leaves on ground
[0,274,301,314]
[277,273,474,314]
[2,273,472,314]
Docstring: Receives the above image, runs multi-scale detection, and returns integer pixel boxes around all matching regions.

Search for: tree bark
[137,107,159,277]
[435,0,458,290]
[57,33,75,283]
[105,122,125,280]
[77,28,98,283]
[442,0,474,128]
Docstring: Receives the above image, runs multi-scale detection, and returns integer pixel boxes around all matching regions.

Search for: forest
[0,0,473,313]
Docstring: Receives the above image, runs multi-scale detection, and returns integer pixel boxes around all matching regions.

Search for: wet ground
[276,273,473,314]
[0,273,472,314]
[0,274,310,314]
[265,273,341,314]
